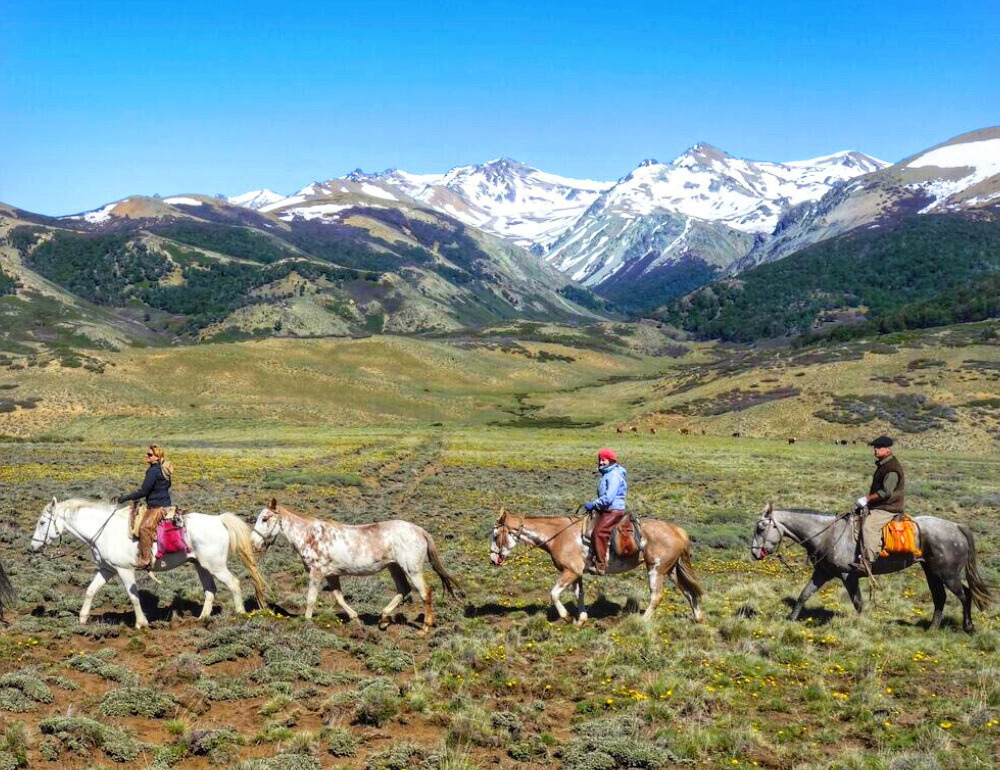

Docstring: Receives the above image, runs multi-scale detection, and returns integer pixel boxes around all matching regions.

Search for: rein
[502,510,586,554]
[35,504,120,561]
[760,511,851,571]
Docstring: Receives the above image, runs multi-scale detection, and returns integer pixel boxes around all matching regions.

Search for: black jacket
[120,463,172,508]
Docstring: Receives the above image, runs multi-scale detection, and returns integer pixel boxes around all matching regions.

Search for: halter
[252,509,281,548]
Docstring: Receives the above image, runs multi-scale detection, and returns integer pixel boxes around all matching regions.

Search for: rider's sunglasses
[145,452,155,457]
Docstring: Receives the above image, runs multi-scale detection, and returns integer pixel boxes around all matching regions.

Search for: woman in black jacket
[117,444,173,569]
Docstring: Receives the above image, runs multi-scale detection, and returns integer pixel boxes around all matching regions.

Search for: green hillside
[659,215,1000,342]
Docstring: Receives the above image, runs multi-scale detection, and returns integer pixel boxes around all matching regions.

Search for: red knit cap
[597,448,618,463]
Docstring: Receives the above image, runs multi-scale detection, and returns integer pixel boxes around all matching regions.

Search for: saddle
[612,514,642,559]
[880,514,922,558]
[128,503,184,539]
[582,512,643,559]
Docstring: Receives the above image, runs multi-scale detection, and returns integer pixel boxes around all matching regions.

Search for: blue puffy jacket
[119,463,172,508]
[589,463,627,511]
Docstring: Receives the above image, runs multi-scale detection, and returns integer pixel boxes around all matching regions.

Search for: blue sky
[2,0,998,215]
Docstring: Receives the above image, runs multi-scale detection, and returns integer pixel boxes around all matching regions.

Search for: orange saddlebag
[880,515,922,558]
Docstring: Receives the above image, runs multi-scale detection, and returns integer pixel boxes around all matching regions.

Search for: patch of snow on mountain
[904,138,1000,212]
[228,189,285,210]
[64,202,119,223]
[164,196,203,206]
[278,204,353,221]
[359,184,398,201]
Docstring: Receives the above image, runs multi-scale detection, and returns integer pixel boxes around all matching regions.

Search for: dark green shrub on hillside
[663,216,1000,341]
[814,393,957,433]
[153,222,296,264]
[17,230,170,306]
[0,269,17,296]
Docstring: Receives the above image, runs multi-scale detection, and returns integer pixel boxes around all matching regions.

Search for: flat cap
[868,435,894,448]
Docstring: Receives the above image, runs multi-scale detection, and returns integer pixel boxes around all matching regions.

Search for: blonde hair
[148,444,174,481]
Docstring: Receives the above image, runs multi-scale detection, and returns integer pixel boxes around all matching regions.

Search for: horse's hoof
[378,618,390,631]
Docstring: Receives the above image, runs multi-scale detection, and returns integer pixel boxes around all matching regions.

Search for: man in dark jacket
[854,435,904,567]
[117,444,173,569]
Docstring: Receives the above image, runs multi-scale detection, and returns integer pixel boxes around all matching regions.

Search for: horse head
[31,497,64,552]
[750,502,782,560]
[489,508,517,566]
[250,498,282,551]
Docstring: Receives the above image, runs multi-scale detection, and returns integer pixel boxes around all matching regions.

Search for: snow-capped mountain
[544,146,887,287]
[227,189,285,210]
[354,159,613,251]
[740,127,1000,270]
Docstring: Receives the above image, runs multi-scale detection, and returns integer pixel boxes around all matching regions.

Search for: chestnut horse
[251,499,462,635]
[489,510,704,625]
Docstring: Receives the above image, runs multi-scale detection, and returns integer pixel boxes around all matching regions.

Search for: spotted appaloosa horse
[751,503,993,633]
[251,499,463,635]
[489,509,704,625]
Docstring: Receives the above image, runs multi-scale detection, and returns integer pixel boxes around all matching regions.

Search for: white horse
[31,497,268,629]
[251,498,462,635]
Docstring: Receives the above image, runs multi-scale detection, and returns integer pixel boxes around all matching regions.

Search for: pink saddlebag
[155,519,190,559]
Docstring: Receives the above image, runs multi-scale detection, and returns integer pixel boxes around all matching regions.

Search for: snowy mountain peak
[226,189,285,210]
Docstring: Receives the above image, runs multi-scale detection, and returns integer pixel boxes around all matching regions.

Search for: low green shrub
[99,686,177,718]
[325,727,359,758]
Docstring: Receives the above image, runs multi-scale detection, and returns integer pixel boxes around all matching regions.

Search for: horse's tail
[959,524,993,611]
[672,529,704,601]
[220,513,270,608]
[0,557,16,619]
[423,530,464,599]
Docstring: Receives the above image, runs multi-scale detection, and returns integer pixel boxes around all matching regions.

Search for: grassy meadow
[0,325,998,769]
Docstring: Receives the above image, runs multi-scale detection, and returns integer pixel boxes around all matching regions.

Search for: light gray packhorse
[750,503,992,633]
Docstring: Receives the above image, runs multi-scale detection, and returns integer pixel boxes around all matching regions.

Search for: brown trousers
[592,509,627,569]
[138,507,167,567]
[860,509,898,562]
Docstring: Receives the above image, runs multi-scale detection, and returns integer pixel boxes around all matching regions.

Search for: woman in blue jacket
[584,447,627,574]
[117,444,173,569]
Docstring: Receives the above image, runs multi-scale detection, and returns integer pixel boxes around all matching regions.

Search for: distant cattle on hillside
[788,437,796,445]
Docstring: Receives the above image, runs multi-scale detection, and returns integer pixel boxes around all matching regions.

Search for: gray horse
[750,503,992,633]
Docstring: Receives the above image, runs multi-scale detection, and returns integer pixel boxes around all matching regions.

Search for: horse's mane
[775,507,835,517]
[58,498,119,514]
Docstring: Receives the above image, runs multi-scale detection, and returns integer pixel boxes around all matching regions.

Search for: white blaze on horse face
[488,526,513,565]
[250,508,279,551]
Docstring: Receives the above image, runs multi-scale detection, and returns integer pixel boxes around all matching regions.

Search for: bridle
[492,510,586,563]
[32,502,119,561]
[252,509,281,548]
[755,509,852,572]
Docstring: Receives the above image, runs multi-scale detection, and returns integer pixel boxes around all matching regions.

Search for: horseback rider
[854,435,905,569]
[116,444,173,569]
[583,448,627,575]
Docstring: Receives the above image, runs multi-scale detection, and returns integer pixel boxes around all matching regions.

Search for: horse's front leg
[788,568,833,621]
[572,578,587,625]
[304,568,323,620]
[551,569,579,623]
[114,567,149,629]
[79,567,114,625]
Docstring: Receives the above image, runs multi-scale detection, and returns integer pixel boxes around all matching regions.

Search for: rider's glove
[115,495,128,504]
[584,501,595,511]
[856,496,869,509]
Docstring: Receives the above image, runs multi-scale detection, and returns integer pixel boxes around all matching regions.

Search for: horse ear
[497,507,507,523]
[765,502,773,516]
[269,498,278,511]
[51,496,58,506]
